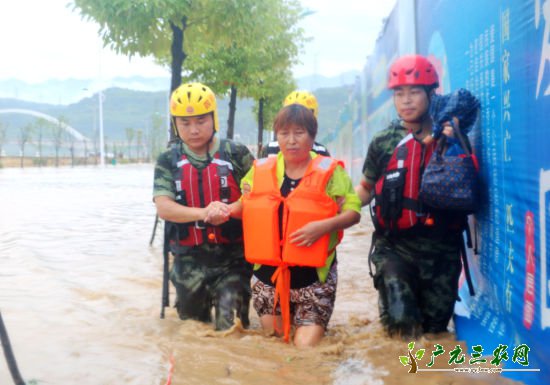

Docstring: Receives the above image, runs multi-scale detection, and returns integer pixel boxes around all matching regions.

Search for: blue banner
[363,6,400,147]
[415,1,549,384]
[332,0,550,383]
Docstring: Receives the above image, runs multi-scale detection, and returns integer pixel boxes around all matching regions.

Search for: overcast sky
[0,0,395,83]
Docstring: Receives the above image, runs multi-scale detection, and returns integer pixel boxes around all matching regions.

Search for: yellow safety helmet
[170,82,219,132]
[283,90,319,118]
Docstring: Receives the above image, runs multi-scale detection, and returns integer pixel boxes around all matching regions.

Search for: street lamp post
[98,89,105,166]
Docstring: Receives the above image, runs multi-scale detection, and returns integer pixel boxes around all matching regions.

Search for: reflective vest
[242,155,341,267]
[168,140,242,248]
[373,133,436,234]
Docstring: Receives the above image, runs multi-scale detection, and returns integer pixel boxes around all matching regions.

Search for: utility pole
[98,90,105,166]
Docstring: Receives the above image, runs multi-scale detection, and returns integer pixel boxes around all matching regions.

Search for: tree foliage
[52,116,67,167]
[18,122,34,168]
[125,126,135,159]
[0,120,7,160]
[184,0,306,138]
[35,117,50,167]
[73,0,192,58]
[72,0,307,145]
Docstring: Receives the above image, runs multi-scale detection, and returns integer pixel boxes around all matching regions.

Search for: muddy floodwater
[0,165,524,385]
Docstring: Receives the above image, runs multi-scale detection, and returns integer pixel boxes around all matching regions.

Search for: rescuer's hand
[204,201,231,225]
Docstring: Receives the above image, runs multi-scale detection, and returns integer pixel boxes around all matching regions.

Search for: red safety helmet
[387,55,439,89]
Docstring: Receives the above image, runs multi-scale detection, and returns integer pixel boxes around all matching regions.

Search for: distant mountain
[0,71,359,106]
[0,83,353,157]
[0,77,171,106]
[0,78,94,105]
[0,70,359,157]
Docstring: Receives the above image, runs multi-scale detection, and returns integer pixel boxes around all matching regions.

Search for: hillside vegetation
[0,85,353,160]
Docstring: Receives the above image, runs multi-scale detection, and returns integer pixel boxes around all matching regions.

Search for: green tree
[73,0,207,141]
[51,116,67,167]
[83,139,89,166]
[91,125,99,165]
[72,0,306,144]
[136,129,143,161]
[18,122,34,168]
[35,117,51,167]
[249,70,296,156]
[148,113,166,162]
[184,0,305,140]
[0,120,7,166]
[66,128,77,168]
[125,127,135,161]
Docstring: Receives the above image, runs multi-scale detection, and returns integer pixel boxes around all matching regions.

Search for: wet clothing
[170,243,253,330]
[361,120,463,336]
[251,263,338,329]
[241,152,359,330]
[361,120,408,187]
[371,233,462,336]
[153,138,254,330]
[242,155,341,269]
[260,140,330,158]
[241,152,361,287]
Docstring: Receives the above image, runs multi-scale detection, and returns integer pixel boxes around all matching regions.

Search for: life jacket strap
[271,264,291,342]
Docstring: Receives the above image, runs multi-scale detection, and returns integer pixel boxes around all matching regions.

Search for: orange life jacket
[242,155,342,342]
[242,155,341,267]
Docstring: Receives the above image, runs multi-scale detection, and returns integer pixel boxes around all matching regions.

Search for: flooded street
[0,165,523,385]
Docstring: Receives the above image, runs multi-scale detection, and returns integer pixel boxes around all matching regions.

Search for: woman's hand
[288,220,327,247]
[241,182,251,195]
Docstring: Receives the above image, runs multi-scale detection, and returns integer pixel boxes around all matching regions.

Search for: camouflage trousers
[170,243,253,330]
[371,233,462,337]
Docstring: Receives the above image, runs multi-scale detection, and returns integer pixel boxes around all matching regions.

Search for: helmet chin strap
[171,117,182,141]
[205,131,216,162]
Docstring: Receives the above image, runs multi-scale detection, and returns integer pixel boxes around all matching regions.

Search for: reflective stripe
[176,159,190,168]
[396,134,412,170]
[397,133,413,148]
[211,158,233,170]
[312,143,328,152]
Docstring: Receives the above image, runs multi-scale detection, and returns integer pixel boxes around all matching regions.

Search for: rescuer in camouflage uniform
[355,56,464,337]
[153,83,254,330]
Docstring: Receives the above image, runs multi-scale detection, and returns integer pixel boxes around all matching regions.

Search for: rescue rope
[164,354,175,385]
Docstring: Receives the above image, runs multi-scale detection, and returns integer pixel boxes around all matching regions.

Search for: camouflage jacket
[361,120,408,187]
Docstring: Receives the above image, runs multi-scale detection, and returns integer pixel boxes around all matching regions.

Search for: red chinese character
[523,211,535,329]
